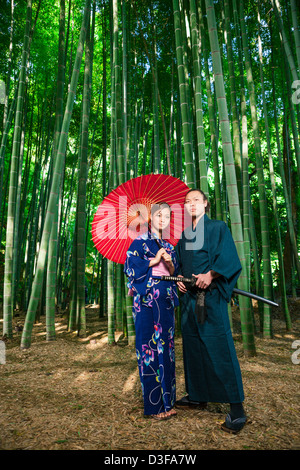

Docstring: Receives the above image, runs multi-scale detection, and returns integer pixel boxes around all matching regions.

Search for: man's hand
[192,271,214,289]
[177,275,187,293]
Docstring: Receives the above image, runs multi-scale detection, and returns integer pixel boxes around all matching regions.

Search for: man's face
[184,191,207,219]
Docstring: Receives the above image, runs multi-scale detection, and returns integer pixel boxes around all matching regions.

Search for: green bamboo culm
[122,1,135,346]
[0,88,17,248]
[113,0,126,334]
[107,260,115,344]
[257,3,291,330]
[20,0,91,349]
[172,0,195,188]
[3,0,32,339]
[46,0,66,342]
[152,19,160,174]
[240,0,273,338]
[271,0,300,182]
[232,0,251,292]
[189,0,208,197]
[223,0,242,205]
[290,0,300,71]
[76,11,93,337]
[198,7,222,220]
[269,23,300,283]
[106,0,119,345]
[205,0,256,356]
[272,0,299,83]
[113,0,125,184]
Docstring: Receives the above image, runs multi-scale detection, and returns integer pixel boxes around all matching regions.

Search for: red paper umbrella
[91,174,190,264]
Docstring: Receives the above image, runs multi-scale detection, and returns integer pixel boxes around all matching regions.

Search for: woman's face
[151,207,171,233]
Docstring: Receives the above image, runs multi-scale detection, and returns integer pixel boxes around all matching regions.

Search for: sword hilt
[160,275,196,285]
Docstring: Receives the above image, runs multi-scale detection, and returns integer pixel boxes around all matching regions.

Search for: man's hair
[184,189,210,213]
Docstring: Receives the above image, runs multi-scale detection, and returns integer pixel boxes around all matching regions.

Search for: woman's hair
[151,201,171,218]
[184,189,210,213]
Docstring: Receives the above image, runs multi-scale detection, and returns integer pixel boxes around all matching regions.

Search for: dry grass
[0,299,299,451]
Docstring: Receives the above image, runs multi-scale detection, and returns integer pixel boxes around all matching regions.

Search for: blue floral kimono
[124,232,179,416]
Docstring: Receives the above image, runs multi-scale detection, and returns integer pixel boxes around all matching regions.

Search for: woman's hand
[149,248,175,274]
[149,248,166,267]
[161,251,175,274]
[177,275,187,293]
[161,251,172,264]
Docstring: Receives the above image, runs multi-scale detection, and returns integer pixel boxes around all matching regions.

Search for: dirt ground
[0,299,299,452]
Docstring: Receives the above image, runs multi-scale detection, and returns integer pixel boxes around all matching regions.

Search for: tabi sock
[229,403,245,420]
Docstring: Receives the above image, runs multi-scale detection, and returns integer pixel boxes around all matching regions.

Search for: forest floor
[0,298,299,453]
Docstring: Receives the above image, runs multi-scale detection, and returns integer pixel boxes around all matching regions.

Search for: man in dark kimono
[175,189,247,433]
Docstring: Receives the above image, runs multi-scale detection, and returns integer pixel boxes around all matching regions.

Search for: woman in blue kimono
[124,202,179,420]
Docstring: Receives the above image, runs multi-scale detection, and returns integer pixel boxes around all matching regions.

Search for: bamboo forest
[0,0,299,452]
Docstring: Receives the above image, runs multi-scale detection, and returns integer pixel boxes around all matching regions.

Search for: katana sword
[158,275,279,308]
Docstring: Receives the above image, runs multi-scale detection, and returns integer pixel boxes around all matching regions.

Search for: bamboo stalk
[240,0,273,339]
[189,0,208,196]
[3,0,32,338]
[21,0,90,349]
[258,2,291,330]
[205,0,256,356]
[172,0,195,187]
